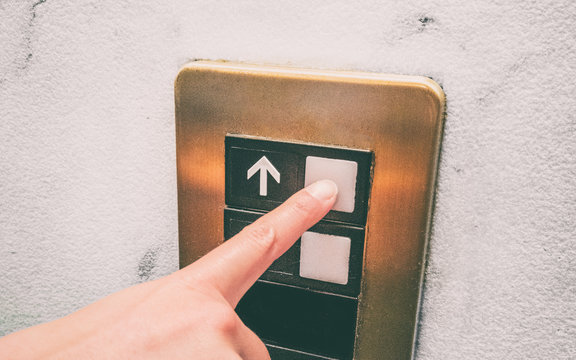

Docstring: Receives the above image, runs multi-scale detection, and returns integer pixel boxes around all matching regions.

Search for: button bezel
[224,207,365,297]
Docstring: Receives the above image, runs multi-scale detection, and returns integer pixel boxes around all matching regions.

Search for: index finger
[178,180,338,306]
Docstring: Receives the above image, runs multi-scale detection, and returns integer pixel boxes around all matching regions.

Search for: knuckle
[207,304,241,336]
[241,223,276,253]
[238,329,270,359]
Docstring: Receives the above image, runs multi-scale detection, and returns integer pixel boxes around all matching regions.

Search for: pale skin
[0,180,338,360]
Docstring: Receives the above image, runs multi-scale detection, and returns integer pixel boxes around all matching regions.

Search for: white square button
[305,156,358,213]
[299,231,351,285]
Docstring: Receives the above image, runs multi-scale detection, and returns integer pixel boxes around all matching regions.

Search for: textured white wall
[1,0,574,358]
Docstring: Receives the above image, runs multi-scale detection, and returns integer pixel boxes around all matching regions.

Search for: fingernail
[306,180,338,201]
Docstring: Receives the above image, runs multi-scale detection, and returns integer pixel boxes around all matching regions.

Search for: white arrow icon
[247,156,281,196]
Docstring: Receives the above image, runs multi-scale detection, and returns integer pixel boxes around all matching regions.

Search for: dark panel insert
[236,281,358,360]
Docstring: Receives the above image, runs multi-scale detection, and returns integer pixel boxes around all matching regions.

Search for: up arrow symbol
[247,156,281,196]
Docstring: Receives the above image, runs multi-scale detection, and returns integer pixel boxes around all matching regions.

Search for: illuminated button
[300,231,351,285]
[305,156,358,213]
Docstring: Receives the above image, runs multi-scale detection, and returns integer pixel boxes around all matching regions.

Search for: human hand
[0,180,338,360]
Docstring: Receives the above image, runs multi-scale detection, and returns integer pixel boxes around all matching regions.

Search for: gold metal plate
[175,61,445,359]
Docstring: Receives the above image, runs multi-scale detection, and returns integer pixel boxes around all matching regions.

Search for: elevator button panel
[176,61,446,360]
[225,135,373,226]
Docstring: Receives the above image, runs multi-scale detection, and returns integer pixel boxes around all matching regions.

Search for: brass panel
[175,61,445,359]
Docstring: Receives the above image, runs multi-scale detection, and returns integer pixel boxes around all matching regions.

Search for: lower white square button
[305,156,358,213]
[299,231,351,285]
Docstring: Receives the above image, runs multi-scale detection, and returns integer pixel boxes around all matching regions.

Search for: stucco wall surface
[1,0,574,358]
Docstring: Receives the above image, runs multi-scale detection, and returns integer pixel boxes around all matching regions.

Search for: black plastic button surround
[225,135,373,226]
[225,135,373,360]
[224,208,365,297]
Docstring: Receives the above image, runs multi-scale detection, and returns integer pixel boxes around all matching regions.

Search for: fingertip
[305,179,338,202]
